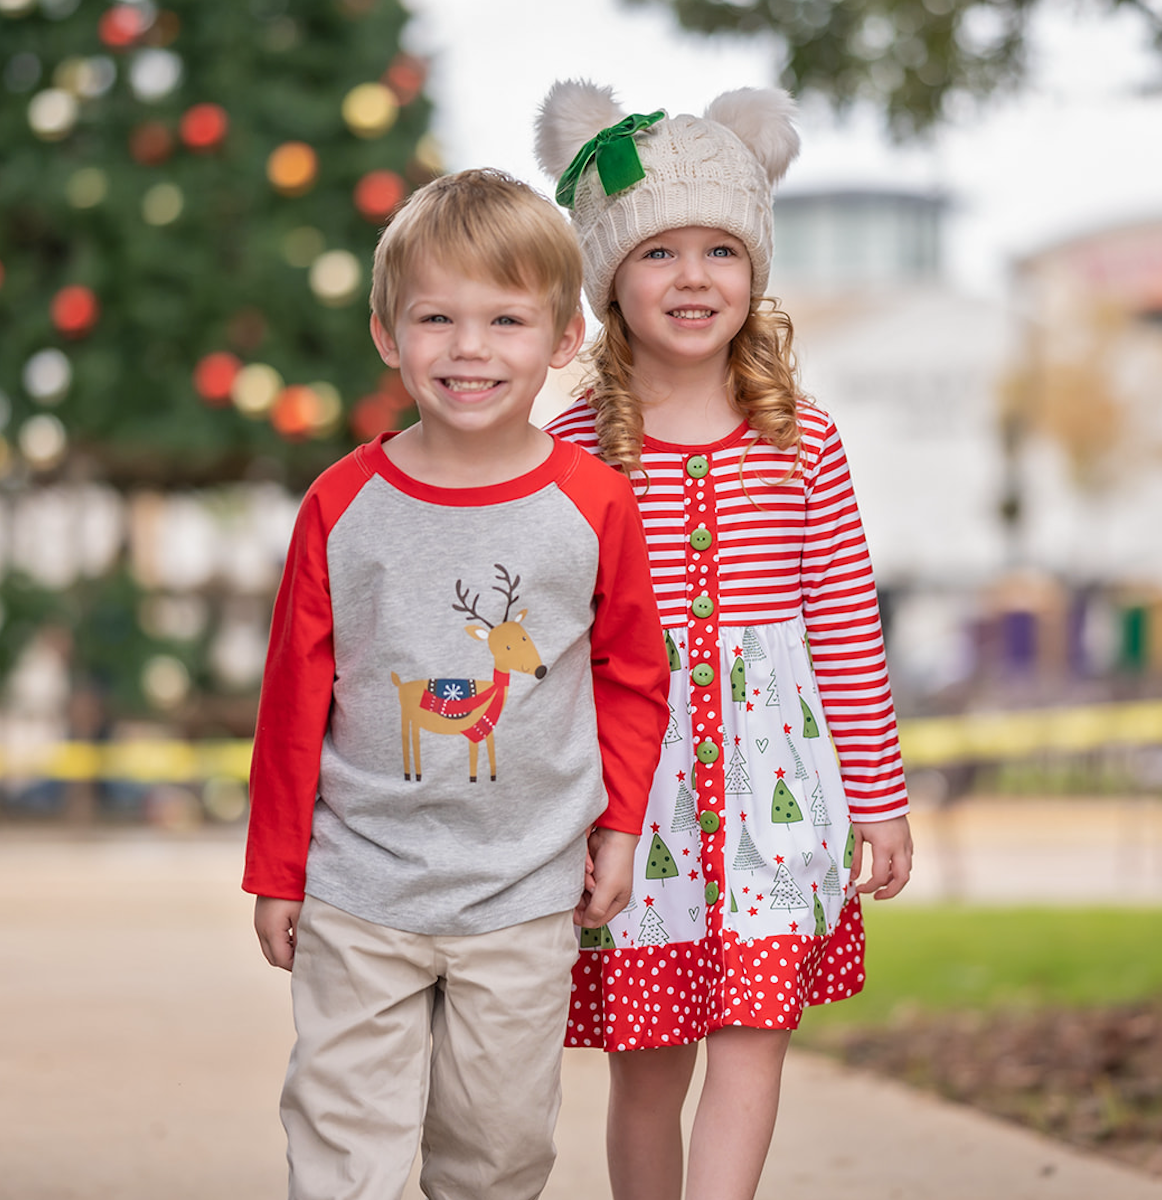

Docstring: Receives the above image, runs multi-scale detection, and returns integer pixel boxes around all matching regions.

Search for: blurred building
[774,190,1162,711]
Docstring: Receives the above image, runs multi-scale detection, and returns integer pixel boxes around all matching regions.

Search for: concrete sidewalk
[0,822,1159,1200]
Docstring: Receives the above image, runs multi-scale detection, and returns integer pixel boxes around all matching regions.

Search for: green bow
[555,110,665,209]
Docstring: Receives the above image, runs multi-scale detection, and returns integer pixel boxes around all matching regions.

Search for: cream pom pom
[704,88,800,185]
[535,79,628,181]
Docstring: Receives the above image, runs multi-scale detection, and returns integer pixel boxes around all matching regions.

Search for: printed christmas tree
[645,832,678,884]
[813,893,827,936]
[786,731,810,781]
[671,775,698,833]
[844,824,856,869]
[664,629,681,671]
[662,703,682,747]
[741,626,766,663]
[820,857,842,896]
[809,775,831,827]
[771,778,804,824]
[730,655,746,703]
[765,675,780,707]
[723,740,751,796]
[800,695,821,738]
[730,890,738,913]
[769,863,808,910]
[579,924,617,950]
[638,903,669,946]
[732,819,765,872]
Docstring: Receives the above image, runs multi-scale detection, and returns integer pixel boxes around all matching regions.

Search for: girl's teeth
[671,309,712,319]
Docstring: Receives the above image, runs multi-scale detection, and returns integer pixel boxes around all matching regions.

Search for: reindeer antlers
[452,563,521,627]
[491,563,521,623]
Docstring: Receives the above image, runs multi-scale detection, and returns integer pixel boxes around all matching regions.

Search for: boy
[243,168,670,1200]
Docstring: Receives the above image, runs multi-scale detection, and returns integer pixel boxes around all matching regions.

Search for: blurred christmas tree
[0,0,432,489]
[0,0,434,751]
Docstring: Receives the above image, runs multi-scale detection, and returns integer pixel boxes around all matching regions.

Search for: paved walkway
[1,806,1160,1200]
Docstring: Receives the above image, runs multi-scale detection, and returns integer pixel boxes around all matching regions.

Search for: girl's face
[611,226,751,379]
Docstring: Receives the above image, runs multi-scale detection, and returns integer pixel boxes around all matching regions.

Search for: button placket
[684,452,723,911]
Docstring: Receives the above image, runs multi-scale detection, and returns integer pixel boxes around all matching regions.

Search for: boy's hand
[850,815,913,900]
[254,896,303,970]
[575,827,638,928]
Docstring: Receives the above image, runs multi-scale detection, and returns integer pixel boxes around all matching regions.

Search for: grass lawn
[799,904,1162,1033]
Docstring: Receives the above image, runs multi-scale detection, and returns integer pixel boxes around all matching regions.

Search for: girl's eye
[644,247,670,260]
[710,245,736,258]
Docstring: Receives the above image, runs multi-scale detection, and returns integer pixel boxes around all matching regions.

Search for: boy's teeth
[444,378,497,392]
[671,308,713,319]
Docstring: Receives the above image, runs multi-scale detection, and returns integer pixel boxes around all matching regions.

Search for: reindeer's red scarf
[420,670,510,743]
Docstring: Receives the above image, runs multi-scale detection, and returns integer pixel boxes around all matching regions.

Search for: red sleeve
[242,458,365,897]
[801,418,909,822]
[559,446,671,834]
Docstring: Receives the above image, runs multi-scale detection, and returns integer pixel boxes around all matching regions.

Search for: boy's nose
[450,324,488,357]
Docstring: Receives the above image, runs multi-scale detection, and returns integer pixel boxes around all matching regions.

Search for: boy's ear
[549,310,586,370]
[369,313,400,367]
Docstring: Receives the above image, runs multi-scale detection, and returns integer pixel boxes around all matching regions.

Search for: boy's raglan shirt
[243,434,669,936]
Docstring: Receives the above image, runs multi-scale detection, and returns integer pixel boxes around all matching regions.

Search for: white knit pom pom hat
[535,79,800,319]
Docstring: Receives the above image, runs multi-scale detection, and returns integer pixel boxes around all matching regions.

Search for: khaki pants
[281,897,578,1200]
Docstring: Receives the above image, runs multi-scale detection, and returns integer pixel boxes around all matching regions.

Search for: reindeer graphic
[390,564,545,782]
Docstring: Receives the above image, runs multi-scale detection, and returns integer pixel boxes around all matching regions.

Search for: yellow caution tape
[0,700,1159,782]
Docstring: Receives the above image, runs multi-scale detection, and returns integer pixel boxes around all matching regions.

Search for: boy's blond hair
[370,168,582,338]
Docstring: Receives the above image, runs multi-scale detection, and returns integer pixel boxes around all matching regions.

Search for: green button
[698,810,720,833]
[690,527,713,551]
[686,455,709,478]
[704,882,720,904]
[692,594,714,619]
[695,739,720,764]
[691,663,715,687]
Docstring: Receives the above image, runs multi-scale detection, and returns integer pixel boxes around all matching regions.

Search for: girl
[536,81,914,1200]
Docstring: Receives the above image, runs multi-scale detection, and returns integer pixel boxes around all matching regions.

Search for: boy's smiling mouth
[441,377,501,393]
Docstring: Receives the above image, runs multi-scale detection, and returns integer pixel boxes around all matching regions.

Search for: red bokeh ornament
[98,5,147,49]
[271,385,321,440]
[354,170,405,223]
[386,54,426,105]
[193,351,242,406]
[130,121,174,165]
[350,374,413,440]
[180,103,229,152]
[51,285,100,338]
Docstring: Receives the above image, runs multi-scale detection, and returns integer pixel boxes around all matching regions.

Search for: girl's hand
[575,827,638,928]
[850,816,913,900]
[254,896,303,970]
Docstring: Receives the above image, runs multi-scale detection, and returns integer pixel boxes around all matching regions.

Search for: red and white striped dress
[546,400,908,1051]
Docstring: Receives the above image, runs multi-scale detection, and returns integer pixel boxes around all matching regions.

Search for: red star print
[681,848,690,857]
[742,886,750,895]
[651,822,660,833]
[775,855,784,864]
[679,639,686,649]
[775,767,785,779]
[746,702,754,712]
[689,870,699,880]
[732,645,743,656]
[752,687,760,697]
[740,812,747,822]
[796,684,802,693]
[748,906,758,916]
[821,840,828,850]
[757,893,765,901]
[783,723,792,734]
[789,921,798,932]
[734,735,742,746]
[676,770,686,781]
[811,882,819,893]
[644,896,655,906]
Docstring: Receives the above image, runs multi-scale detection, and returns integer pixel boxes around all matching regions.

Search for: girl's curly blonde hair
[581,297,803,478]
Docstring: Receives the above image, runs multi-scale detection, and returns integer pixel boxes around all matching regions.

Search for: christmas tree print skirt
[569,615,867,1051]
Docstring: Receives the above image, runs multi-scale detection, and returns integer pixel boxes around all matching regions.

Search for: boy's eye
[421,313,451,324]
[493,315,520,326]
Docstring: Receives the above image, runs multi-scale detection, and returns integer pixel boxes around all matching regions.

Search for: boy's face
[371,259,583,447]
